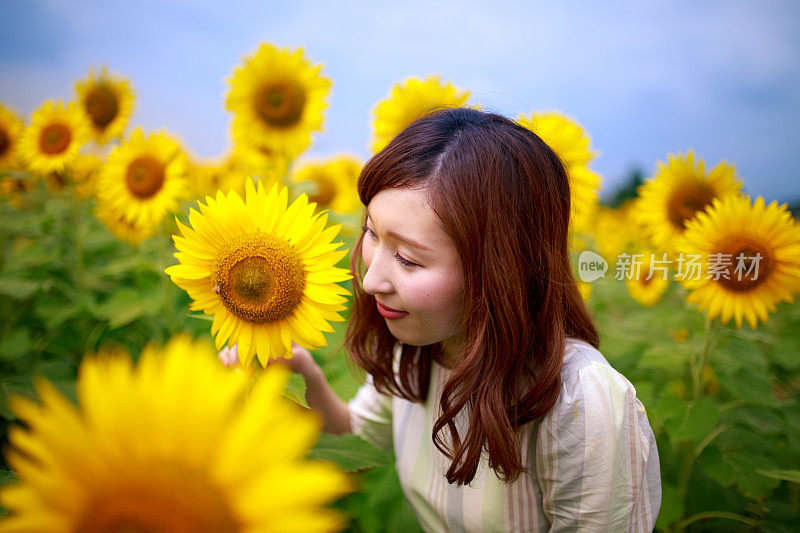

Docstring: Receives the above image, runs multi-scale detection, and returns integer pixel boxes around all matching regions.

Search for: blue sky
[2,0,799,203]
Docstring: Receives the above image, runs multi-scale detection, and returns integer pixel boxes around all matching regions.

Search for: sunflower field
[1,42,799,532]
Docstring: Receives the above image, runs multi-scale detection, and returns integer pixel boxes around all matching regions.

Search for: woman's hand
[218,343,320,380]
[218,342,350,434]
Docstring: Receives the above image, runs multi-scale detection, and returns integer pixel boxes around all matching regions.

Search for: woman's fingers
[218,344,239,367]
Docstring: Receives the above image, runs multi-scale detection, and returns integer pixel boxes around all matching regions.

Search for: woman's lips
[376,301,408,319]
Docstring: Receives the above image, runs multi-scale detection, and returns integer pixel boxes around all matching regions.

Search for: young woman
[232,108,661,531]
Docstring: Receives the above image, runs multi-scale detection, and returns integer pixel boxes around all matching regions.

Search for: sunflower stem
[159,229,175,337]
[692,318,713,400]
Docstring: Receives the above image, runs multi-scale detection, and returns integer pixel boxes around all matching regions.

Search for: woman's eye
[361,225,377,239]
[395,252,418,268]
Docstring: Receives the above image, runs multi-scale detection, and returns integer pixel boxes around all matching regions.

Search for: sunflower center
[309,173,336,206]
[73,463,240,532]
[214,233,306,324]
[0,127,9,156]
[715,238,774,292]
[39,123,72,155]
[667,183,715,229]
[125,156,165,199]
[254,81,306,128]
[85,85,119,129]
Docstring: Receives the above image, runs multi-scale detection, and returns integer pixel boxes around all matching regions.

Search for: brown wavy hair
[345,107,599,485]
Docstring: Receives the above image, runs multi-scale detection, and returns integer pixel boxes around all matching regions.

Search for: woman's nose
[362,252,394,295]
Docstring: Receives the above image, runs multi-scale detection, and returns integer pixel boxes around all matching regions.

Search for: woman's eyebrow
[365,210,434,252]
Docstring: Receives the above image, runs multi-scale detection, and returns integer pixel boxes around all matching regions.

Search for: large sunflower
[74,66,135,144]
[18,100,90,175]
[679,195,800,328]
[370,75,470,153]
[0,335,351,532]
[165,180,351,367]
[226,43,331,159]
[97,127,189,226]
[517,111,601,234]
[291,154,362,215]
[635,151,742,251]
[0,102,24,170]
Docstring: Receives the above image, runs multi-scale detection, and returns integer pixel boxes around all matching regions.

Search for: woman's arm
[298,352,352,435]
[536,360,661,531]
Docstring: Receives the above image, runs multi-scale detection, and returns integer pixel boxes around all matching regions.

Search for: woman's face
[361,187,464,348]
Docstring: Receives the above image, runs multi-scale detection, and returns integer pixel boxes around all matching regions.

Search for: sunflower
[0,176,36,208]
[625,252,671,306]
[95,202,158,245]
[679,195,800,328]
[635,151,742,252]
[370,75,470,153]
[226,43,331,159]
[165,180,351,367]
[291,155,362,215]
[18,100,90,175]
[97,127,188,226]
[230,139,289,188]
[0,335,351,532]
[577,280,592,301]
[517,111,601,234]
[70,153,103,199]
[74,66,135,144]
[0,102,24,170]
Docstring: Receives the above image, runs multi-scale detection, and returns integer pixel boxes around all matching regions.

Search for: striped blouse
[347,338,662,532]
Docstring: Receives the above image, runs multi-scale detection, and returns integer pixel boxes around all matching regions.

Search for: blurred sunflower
[226,43,331,159]
[291,155,362,215]
[230,140,289,184]
[680,195,800,328]
[74,66,135,144]
[18,100,90,175]
[625,252,671,306]
[517,112,601,234]
[371,75,470,153]
[70,153,103,199]
[0,102,24,170]
[95,202,158,245]
[577,280,592,301]
[0,176,36,208]
[165,180,351,367]
[635,151,742,251]
[592,205,632,263]
[0,335,351,532]
[186,156,248,199]
[97,128,188,226]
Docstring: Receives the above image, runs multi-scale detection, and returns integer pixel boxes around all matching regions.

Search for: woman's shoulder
[554,338,641,415]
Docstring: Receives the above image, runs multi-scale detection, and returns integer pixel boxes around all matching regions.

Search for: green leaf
[309,433,391,472]
[93,288,154,328]
[667,397,721,444]
[283,373,308,407]
[650,393,685,435]
[702,446,736,488]
[755,469,800,484]
[0,375,35,420]
[637,344,693,371]
[0,277,41,299]
[0,329,33,361]
[769,341,800,372]
[717,366,780,408]
[35,297,82,329]
[723,453,780,500]
[655,482,683,530]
